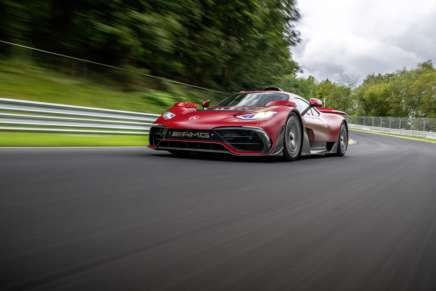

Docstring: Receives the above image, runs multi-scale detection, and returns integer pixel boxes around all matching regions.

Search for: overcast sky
[293,0,436,84]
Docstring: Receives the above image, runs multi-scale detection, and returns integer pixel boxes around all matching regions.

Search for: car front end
[149,125,274,156]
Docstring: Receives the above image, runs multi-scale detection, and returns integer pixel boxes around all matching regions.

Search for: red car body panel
[149,90,347,157]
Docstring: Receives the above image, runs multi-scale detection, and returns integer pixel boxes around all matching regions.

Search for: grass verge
[0,58,218,146]
[351,128,436,144]
[0,58,215,113]
[0,131,148,147]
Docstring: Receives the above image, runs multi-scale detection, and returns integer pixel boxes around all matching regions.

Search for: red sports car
[149,88,348,160]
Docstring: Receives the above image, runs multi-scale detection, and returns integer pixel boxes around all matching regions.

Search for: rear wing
[318,107,347,117]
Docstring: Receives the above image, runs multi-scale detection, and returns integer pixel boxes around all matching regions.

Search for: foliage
[353,61,436,117]
[277,75,317,98]
[315,80,352,112]
[0,58,205,113]
[281,61,436,117]
[278,75,353,113]
[0,0,300,91]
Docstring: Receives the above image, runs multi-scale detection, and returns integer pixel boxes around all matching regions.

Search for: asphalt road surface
[1,132,436,291]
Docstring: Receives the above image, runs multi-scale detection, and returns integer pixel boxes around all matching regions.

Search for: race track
[1,132,436,291]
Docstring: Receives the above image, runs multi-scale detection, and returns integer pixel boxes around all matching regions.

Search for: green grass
[0,131,149,147]
[0,58,201,113]
[351,128,436,144]
[0,58,223,146]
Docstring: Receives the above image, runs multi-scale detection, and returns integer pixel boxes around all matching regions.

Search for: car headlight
[162,112,176,120]
[236,111,277,120]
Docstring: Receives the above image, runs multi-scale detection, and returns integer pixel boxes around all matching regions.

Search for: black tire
[335,122,348,156]
[283,112,303,161]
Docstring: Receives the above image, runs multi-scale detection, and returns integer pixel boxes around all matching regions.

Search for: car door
[291,96,329,146]
[303,107,330,145]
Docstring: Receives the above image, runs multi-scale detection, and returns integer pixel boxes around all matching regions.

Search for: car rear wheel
[336,123,348,156]
[283,113,302,161]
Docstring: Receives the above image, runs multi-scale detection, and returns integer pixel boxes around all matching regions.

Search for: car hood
[155,108,263,130]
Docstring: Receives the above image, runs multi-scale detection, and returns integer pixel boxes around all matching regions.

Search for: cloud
[293,0,436,84]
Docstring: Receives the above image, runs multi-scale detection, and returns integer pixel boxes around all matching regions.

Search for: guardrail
[3,99,435,141]
[0,98,159,135]
[349,124,436,140]
[348,115,436,140]
[348,116,436,132]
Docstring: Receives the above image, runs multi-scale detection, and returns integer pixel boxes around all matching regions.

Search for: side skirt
[300,129,313,156]
[307,141,340,155]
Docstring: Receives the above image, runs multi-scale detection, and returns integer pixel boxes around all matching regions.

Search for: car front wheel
[283,112,303,161]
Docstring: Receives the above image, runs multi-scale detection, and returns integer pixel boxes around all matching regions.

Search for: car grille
[215,129,266,152]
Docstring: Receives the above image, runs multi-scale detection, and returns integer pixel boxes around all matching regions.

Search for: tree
[315,80,352,112]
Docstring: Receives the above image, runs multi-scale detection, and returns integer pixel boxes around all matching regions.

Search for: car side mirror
[202,100,210,108]
[265,100,296,107]
[309,98,323,108]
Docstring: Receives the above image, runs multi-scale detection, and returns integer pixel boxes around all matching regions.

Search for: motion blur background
[0,0,436,146]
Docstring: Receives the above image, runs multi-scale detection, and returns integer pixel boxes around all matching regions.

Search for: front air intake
[158,140,229,153]
[149,126,165,146]
[215,128,269,152]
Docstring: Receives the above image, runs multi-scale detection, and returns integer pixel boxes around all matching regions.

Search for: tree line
[279,61,436,118]
[353,61,436,118]
[0,0,300,91]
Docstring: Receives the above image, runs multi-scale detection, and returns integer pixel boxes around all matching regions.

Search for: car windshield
[217,92,289,107]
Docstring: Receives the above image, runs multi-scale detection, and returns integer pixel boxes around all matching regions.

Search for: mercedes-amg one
[149,88,348,160]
